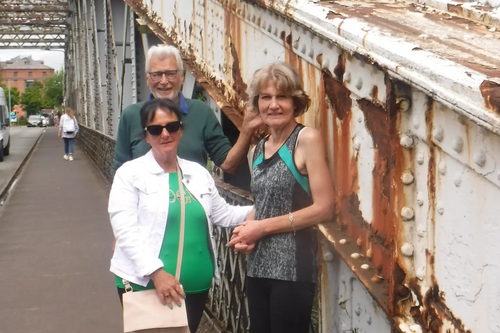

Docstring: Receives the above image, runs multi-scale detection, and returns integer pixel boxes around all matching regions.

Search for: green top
[113,98,232,170]
[116,173,214,293]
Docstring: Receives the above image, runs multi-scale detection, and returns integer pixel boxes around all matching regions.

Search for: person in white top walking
[58,107,79,161]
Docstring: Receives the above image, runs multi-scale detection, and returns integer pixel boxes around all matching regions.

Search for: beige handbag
[122,163,190,333]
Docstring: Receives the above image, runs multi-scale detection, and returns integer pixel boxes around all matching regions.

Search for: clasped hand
[227,220,263,254]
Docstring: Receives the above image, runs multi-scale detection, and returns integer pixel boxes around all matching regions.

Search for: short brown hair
[246,62,311,117]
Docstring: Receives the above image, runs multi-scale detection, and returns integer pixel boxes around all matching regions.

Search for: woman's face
[144,109,182,155]
[257,80,295,129]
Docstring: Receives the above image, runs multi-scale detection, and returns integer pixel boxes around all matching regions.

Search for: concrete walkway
[0,128,122,333]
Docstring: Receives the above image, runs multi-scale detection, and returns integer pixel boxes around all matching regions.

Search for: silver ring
[164,294,169,298]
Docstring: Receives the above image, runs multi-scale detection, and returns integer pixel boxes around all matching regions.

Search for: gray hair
[145,45,184,72]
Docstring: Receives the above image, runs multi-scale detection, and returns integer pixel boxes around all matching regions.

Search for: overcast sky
[0,49,64,71]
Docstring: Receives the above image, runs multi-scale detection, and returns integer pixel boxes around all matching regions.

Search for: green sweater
[113,99,232,170]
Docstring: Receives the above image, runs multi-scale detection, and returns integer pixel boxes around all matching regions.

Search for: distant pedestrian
[58,107,79,161]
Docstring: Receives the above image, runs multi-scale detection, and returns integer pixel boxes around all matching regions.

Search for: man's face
[146,55,184,102]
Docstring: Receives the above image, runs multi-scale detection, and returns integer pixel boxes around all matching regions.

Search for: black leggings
[246,276,315,333]
[117,287,209,333]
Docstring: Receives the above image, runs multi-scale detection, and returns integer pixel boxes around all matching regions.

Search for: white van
[0,87,11,162]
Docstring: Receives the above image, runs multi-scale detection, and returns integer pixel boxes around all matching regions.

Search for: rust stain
[326,10,342,20]
[480,80,500,115]
[333,53,346,81]
[323,68,350,120]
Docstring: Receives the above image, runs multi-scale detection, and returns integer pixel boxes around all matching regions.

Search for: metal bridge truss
[0,0,70,49]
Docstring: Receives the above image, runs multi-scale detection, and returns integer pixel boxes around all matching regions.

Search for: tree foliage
[19,70,63,115]
[0,84,21,109]
[21,81,44,115]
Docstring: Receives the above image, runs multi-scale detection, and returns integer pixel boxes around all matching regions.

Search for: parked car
[0,87,11,162]
[27,115,44,127]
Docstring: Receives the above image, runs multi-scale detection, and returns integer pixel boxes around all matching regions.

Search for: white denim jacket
[109,151,253,287]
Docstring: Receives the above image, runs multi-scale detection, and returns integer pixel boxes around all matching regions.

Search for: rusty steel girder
[121,0,500,332]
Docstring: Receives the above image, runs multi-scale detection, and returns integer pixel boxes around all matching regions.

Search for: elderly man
[113,44,261,172]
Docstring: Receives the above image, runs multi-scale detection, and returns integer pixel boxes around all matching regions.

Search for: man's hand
[241,106,263,135]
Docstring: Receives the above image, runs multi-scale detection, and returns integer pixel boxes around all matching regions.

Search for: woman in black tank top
[228,62,335,333]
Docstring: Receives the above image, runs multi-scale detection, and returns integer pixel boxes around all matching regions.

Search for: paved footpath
[0,128,122,333]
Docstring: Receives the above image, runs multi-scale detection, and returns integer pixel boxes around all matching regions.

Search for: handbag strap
[123,160,186,291]
[174,161,185,280]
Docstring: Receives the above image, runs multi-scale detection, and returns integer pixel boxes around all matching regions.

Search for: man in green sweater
[113,44,262,172]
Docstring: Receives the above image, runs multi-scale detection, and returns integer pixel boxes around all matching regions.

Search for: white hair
[145,45,184,72]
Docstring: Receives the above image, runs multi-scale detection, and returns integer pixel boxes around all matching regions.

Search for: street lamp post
[44,47,66,108]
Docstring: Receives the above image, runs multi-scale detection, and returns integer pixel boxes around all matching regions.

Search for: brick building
[0,56,54,94]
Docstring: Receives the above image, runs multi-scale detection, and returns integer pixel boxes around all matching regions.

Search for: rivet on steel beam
[355,305,361,316]
[361,264,370,270]
[452,137,463,153]
[417,192,424,206]
[433,127,444,142]
[438,161,446,175]
[454,175,462,187]
[293,39,299,49]
[339,239,347,245]
[274,28,278,37]
[437,201,444,215]
[417,151,425,165]
[401,171,415,185]
[353,137,361,151]
[417,224,426,238]
[301,44,307,54]
[344,72,351,83]
[356,238,362,246]
[413,115,420,129]
[367,315,372,325]
[401,206,415,220]
[308,49,314,59]
[398,98,410,112]
[323,252,334,262]
[473,150,486,167]
[358,116,363,123]
[351,253,360,259]
[417,267,425,280]
[355,78,363,90]
[410,324,423,333]
[400,134,414,148]
[401,243,414,257]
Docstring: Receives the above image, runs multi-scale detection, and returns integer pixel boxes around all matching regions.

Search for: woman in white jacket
[109,98,252,333]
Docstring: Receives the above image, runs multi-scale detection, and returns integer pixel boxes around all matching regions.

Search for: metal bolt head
[438,161,446,175]
[344,72,351,83]
[402,171,415,185]
[339,239,347,245]
[473,150,486,167]
[351,253,360,259]
[361,264,370,270]
[413,115,420,129]
[452,137,463,153]
[433,127,444,142]
[400,135,414,148]
[355,305,361,316]
[401,206,415,220]
[353,137,361,151]
[355,78,363,90]
[401,243,414,257]
[398,98,411,112]
[437,200,444,215]
[417,191,425,206]
[323,252,334,262]
[417,151,425,165]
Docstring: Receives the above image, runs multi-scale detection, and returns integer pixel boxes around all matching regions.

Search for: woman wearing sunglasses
[109,98,253,333]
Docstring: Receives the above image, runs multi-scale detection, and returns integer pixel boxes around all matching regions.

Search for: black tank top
[248,124,317,283]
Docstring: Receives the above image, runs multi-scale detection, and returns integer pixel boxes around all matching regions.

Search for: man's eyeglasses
[148,70,180,82]
[144,121,182,136]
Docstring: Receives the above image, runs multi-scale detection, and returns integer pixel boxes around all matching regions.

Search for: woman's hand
[233,241,256,254]
[227,220,264,248]
[58,132,62,138]
[150,269,185,308]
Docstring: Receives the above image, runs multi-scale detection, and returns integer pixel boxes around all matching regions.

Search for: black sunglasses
[145,121,182,136]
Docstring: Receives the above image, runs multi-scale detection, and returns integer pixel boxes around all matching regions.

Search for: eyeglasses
[144,121,182,136]
[148,70,180,82]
